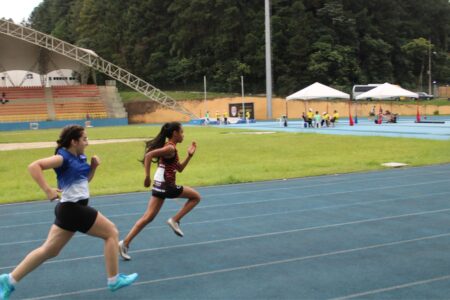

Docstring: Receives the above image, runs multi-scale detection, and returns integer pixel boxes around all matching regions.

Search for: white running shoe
[167,218,184,237]
[118,240,131,261]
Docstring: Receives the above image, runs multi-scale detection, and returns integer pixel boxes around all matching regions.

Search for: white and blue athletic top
[54,148,91,203]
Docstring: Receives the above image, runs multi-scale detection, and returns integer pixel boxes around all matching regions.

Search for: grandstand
[52,85,108,120]
[0,85,112,123]
[0,86,48,122]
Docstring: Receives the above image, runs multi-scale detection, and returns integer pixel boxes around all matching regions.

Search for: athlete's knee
[105,223,119,241]
[41,244,62,258]
[190,193,201,203]
[141,213,156,225]
[111,224,119,239]
[195,191,201,202]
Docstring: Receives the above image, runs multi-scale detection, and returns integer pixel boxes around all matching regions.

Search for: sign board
[229,103,254,119]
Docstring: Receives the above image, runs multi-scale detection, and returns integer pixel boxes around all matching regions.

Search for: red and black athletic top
[158,142,179,186]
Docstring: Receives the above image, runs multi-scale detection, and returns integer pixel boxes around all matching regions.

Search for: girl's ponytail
[141,122,181,164]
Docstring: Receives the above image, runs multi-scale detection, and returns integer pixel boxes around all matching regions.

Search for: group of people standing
[302,108,339,128]
[0,122,201,299]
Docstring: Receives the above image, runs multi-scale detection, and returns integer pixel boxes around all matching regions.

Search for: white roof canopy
[355,82,418,100]
[286,82,350,101]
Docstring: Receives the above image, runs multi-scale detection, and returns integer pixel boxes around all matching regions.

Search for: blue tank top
[54,148,91,202]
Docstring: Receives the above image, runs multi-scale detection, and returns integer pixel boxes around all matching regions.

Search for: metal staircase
[0,19,197,119]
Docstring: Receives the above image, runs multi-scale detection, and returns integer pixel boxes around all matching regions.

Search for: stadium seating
[0,85,108,122]
[52,85,100,98]
[53,85,107,120]
[0,87,48,122]
[0,86,45,99]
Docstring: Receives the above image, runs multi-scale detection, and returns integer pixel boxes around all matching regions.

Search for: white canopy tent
[355,82,418,100]
[286,82,350,100]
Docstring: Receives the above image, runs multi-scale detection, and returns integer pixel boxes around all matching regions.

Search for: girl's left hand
[188,141,197,157]
[91,155,101,168]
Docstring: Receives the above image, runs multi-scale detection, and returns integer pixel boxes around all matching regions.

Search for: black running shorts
[54,199,98,233]
[152,185,184,199]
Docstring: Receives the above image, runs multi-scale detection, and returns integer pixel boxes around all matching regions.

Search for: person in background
[215,111,220,125]
[314,111,321,128]
[307,108,314,128]
[321,112,330,127]
[245,111,250,124]
[368,105,376,120]
[204,111,210,125]
[301,112,308,128]
[1,92,9,104]
[330,110,339,127]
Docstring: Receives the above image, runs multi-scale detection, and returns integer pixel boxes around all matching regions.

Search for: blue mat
[209,116,450,140]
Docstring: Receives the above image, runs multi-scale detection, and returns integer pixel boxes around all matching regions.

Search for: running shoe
[108,273,138,292]
[167,218,184,237]
[118,240,131,261]
[0,274,15,300]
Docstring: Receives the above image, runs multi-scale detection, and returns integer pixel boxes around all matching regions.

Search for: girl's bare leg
[12,225,75,281]
[171,186,201,223]
[86,212,119,277]
[123,197,164,248]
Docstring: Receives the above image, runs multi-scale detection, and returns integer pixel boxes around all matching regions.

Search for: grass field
[1,125,449,204]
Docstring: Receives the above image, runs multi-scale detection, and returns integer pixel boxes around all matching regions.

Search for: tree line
[28,0,450,96]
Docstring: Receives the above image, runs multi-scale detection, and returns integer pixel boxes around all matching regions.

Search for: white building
[0,69,79,87]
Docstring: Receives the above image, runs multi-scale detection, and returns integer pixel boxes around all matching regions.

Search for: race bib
[153,166,165,188]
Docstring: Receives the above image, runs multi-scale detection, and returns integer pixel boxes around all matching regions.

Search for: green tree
[401,38,432,91]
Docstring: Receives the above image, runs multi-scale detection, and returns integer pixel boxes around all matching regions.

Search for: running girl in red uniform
[119,122,201,260]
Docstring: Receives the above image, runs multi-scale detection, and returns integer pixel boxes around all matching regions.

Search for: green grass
[0,125,158,144]
[0,126,449,203]
[119,90,239,102]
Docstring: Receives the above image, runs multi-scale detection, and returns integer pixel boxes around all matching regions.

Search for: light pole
[241,75,245,120]
[428,39,432,95]
[265,0,272,119]
[427,40,437,95]
[203,75,207,116]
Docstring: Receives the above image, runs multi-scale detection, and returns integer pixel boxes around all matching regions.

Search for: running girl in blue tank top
[0,125,137,300]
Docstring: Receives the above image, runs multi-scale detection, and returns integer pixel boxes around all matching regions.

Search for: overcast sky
[1,0,44,23]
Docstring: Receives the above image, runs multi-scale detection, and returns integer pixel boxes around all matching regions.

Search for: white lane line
[0,200,146,218]
[0,169,437,217]
[2,206,450,271]
[1,178,449,228]
[2,191,448,247]
[24,232,450,300]
[1,167,449,212]
[330,275,450,300]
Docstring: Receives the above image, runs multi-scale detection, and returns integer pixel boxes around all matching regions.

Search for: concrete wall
[126,97,450,123]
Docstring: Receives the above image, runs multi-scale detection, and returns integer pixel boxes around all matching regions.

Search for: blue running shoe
[108,273,138,292]
[0,274,15,300]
